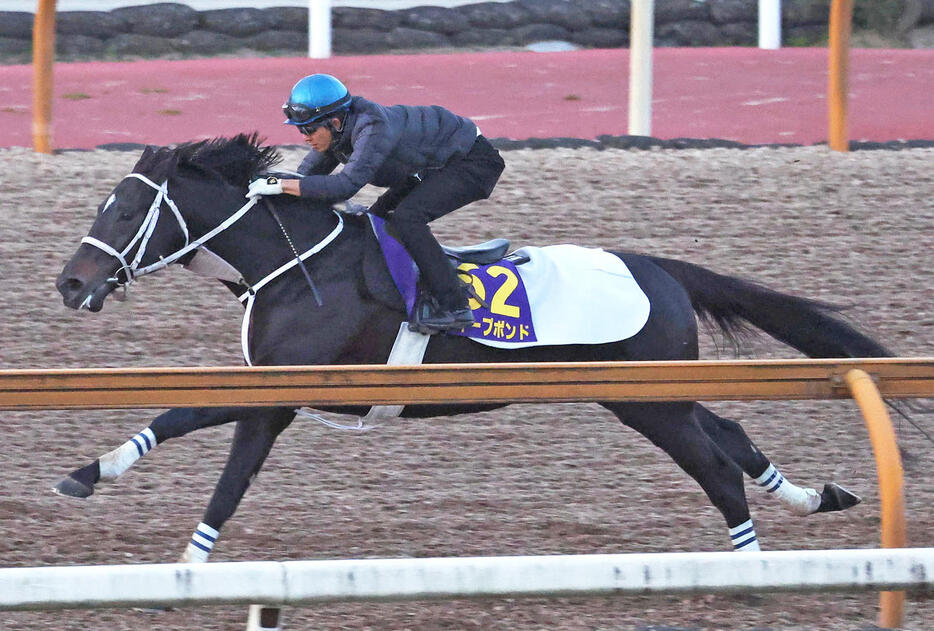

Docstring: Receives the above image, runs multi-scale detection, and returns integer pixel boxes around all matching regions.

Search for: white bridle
[80,173,259,288]
[80,171,345,365]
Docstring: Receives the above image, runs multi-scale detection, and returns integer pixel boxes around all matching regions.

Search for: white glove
[246,176,284,198]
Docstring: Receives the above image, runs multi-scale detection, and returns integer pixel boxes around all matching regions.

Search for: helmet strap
[331,110,347,132]
[325,111,348,149]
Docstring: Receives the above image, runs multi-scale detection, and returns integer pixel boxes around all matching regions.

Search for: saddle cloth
[370,216,651,349]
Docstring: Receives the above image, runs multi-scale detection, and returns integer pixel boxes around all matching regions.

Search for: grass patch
[563,94,581,101]
[140,87,169,94]
[62,92,92,101]
[157,109,183,116]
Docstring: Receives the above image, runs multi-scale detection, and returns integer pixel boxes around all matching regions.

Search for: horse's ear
[133,145,157,171]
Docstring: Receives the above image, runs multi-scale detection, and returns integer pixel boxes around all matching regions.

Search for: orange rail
[2,358,933,410]
[845,369,906,627]
[828,0,854,152]
[32,0,57,153]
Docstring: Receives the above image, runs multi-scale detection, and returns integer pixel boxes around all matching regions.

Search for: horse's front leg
[181,407,294,563]
[53,406,248,498]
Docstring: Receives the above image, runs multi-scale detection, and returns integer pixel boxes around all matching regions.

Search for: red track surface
[1,47,931,150]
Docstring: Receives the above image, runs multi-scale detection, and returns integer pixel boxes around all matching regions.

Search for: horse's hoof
[816,482,861,513]
[52,476,94,498]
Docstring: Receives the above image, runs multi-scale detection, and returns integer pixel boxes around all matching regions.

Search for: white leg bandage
[98,428,157,481]
[754,464,821,516]
[729,519,760,551]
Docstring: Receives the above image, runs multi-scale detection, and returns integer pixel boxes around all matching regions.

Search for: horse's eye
[118,210,135,221]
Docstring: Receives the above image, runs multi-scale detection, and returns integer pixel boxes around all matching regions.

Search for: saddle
[441,239,510,265]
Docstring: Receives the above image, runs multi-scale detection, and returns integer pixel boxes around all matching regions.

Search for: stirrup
[416,308,474,332]
[408,293,473,334]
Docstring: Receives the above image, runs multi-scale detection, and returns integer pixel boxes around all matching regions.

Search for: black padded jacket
[295,96,479,202]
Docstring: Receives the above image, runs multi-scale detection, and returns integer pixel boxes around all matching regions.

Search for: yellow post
[827,0,853,152]
[845,369,905,628]
[32,0,57,154]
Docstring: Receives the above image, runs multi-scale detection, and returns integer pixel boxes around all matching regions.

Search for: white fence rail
[2,548,932,611]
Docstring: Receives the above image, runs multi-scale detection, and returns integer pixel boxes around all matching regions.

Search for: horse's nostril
[58,277,85,295]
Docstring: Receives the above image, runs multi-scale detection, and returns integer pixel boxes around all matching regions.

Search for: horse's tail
[644,254,892,358]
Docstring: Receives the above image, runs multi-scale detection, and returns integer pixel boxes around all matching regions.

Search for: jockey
[248,73,505,333]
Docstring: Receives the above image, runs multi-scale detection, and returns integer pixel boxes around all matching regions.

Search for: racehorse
[55,133,886,562]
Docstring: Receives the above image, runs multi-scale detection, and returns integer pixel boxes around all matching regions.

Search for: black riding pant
[385,135,505,310]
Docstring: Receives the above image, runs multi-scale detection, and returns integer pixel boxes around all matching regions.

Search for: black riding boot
[416,292,475,332]
[389,219,474,333]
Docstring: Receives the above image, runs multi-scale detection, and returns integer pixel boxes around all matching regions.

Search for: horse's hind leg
[602,400,760,551]
[181,407,294,563]
[694,404,861,515]
[54,407,245,498]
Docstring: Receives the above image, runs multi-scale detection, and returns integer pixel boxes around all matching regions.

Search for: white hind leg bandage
[755,464,821,516]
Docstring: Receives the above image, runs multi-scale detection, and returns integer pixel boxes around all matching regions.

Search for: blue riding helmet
[282,74,352,128]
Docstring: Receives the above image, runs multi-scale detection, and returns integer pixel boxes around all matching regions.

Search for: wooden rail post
[32,0,57,154]
[828,0,853,152]
[845,369,906,628]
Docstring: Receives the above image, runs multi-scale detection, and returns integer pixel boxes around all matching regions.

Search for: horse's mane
[136,132,282,188]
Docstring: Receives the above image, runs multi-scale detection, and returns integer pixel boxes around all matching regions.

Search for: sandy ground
[0,145,933,630]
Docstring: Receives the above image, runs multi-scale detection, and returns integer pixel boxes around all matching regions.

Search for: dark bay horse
[55,134,885,562]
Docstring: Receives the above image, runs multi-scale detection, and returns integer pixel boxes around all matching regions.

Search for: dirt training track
[1,141,933,629]
[1,47,933,149]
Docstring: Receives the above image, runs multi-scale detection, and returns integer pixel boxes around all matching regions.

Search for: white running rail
[2,548,933,610]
